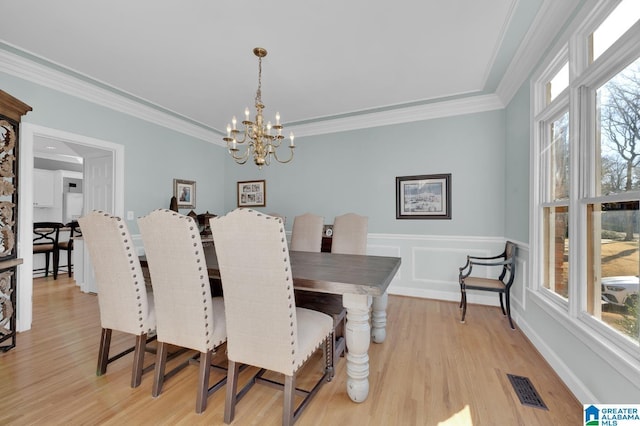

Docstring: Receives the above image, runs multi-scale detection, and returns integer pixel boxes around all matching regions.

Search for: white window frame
[531,1,640,369]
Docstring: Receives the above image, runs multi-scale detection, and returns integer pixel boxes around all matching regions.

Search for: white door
[84,154,114,214]
[81,154,114,293]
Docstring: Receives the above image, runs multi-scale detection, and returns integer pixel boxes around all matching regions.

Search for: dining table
[143,243,401,403]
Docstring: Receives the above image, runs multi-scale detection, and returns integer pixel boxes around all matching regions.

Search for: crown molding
[289,94,504,138]
[496,0,581,105]
[0,48,220,144]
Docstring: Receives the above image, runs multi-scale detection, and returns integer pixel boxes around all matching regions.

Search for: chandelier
[223,47,295,168]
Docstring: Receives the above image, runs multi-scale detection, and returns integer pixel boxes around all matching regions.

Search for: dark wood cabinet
[0,90,31,351]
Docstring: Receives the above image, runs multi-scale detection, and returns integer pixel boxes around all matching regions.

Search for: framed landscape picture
[396,173,451,219]
[237,180,266,207]
[173,179,196,209]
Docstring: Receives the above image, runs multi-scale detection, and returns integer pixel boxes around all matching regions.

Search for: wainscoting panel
[372,234,508,306]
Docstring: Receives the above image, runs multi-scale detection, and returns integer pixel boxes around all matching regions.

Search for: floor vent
[507,374,548,410]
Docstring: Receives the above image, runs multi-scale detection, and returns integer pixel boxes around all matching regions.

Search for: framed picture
[173,179,196,209]
[396,173,451,219]
[237,180,266,207]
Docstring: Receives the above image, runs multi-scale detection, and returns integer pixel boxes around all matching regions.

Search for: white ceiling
[1,0,572,144]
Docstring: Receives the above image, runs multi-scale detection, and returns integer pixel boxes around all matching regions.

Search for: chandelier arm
[229,145,251,163]
[271,146,295,164]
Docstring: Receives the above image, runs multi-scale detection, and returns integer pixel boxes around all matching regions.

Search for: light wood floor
[0,276,582,425]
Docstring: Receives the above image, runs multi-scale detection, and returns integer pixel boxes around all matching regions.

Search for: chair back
[138,209,224,353]
[210,208,300,375]
[78,211,154,335]
[59,221,81,250]
[502,241,517,287]
[33,222,62,248]
[68,220,82,239]
[331,213,368,255]
[290,213,324,252]
[267,212,286,225]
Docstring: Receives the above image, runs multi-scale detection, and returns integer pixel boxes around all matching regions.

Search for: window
[534,2,640,352]
[590,0,640,63]
[541,110,570,300]
[547,63,569,104]
[585,58,640,343]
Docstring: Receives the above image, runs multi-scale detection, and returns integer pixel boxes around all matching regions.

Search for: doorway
[18,123,124,332]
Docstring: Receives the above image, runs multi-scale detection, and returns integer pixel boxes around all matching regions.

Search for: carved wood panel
[0,117,18,259]
[0,89,31,351]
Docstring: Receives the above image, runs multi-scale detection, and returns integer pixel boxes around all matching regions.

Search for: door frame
[18,123,124,332]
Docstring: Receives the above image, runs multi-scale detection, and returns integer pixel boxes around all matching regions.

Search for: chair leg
[224,360,240,424]
[283,374,295,426]
[96,328,112,376]
[68,249,73,277]
[498,293,506,316]
[505,290,515,330]
[152,342,169,397]
[131,333,147,388]
[325,335,335,381]
[196,350,213,414]
[53,248,60,280]
[44,252,50,278]
[460,290,467,323]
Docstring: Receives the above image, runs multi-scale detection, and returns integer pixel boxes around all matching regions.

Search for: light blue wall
[505,83,531,243]
[1,71,227,233]
[223,110,507,237]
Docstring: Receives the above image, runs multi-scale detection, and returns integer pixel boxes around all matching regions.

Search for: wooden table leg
[371,292,388,343]
[343,293,372,403]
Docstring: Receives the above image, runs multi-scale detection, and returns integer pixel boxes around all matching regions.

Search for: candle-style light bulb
[244,107,250,120]
[289,132,295,147]
[275,112,280,125]
[232,116,237,130]
[226,124,231,137]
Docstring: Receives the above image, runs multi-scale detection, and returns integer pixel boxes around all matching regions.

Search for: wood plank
[0,276,582,425]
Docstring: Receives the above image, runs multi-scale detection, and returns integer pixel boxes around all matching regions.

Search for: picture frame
[237,180,266,207]
[173,179,196,209]
[396,173,451,219]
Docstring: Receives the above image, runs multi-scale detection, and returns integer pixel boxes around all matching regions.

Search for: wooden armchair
[33,222,64,279]
[458,241,517,329]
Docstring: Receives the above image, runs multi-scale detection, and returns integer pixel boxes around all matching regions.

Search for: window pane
[591,0,640,62]
[546,63,569,104]
[596,57,640,196]
[543,206,569,299]
[547,112,570,200]
[587,202,639,344]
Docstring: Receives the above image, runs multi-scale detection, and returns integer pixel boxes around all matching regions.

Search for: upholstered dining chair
[138,209,227,414]
[33,222,63,279]
[458,241,517,329]
[78,211,155,388]
[291,212,348,360]
[331,213,368,255]
[210,208,333,426]
[290,213,324,252]
[58,221,81,277]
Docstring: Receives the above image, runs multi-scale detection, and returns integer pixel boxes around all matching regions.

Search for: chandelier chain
[255,56,262,106]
